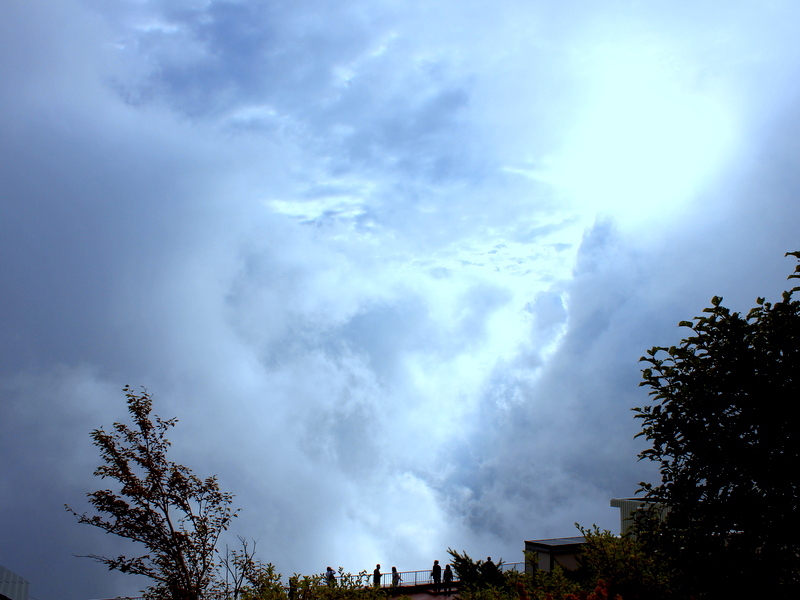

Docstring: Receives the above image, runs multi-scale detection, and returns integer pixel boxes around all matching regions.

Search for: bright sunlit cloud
[539,48,738,228]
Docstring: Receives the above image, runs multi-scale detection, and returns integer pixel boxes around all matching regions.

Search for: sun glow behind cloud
[542,47,738,228]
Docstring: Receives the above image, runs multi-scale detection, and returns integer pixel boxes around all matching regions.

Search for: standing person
[326,567,336,586]
[373,564,382,588]
[443,564,453,596]
[431,559,442,593]
[392,566,402,591]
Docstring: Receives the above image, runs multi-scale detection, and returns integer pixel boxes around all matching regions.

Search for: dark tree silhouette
[67,386,237,600]
[447,549,505,592]
[634,252,800,599]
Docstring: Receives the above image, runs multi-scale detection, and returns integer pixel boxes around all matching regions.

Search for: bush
[576,525,671,600]
[447,549,507,593]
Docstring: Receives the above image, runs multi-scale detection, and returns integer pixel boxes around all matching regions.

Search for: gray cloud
[3,1,800,599]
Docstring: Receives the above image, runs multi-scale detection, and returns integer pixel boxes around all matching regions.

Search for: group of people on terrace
[324,557,464,595]
[428,559,454,595]
[367,560,454,595]
[324,554,503,596]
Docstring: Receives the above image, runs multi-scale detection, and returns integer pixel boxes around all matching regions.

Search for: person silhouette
[443,564,453,596]
[431,559,442,593]
[373,564,382,588]
[392,566,402,590]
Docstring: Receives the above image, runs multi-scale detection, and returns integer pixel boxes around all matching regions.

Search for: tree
[575,524,671,600]
[66,386,237,600]
[447,549,506,592]
[213,537,286,600]
[634,252,800,599]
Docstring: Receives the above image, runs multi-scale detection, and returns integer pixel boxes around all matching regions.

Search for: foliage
[238,562,286,600]
[211,564,385,600]
[454,560,601,600]
[235,562,286,600]
[66,386,237,600]
[282,570,386,600]
[456,586,515,600]
[447,549,506,592]
[524,566,582,600]
[633,252,800,599]
[449,548,614,600]
[315,569,386,600]
[557,579,616,600]
[211,537,285,600]
[576,524,670,600]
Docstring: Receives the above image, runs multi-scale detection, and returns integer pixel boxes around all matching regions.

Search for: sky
[2,1,800,598]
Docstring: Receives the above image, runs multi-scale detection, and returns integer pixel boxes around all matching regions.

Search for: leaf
[67,387,237,599]
[633,251,800,597]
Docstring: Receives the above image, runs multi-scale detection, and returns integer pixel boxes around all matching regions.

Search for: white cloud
[3,2,800,599]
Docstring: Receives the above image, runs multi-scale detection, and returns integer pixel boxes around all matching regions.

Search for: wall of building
[0,565,29,600]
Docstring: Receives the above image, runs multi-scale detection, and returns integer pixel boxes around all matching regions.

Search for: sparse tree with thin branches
[67,386,237,600]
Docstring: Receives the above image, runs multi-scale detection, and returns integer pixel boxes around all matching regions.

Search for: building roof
[0,564,29,600]
[524,536,585,549]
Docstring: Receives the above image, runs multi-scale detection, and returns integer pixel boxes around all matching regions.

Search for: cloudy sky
[2,1,800,598]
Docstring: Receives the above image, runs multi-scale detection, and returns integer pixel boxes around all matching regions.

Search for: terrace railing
[352,561,525,589]
[95,562,526,599]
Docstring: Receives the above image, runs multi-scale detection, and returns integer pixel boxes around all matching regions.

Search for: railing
[371,568,437,588]
[340,561,525,589]
[95,562,526,599]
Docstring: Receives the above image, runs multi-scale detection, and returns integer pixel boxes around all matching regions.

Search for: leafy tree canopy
[634,252,800,599]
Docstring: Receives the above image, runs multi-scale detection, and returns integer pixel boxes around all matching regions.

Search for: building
[0,565,29,600]
[524,496,662,574]
[523,537,586,573]
[610,497,648,534]
[610,496,668,537]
